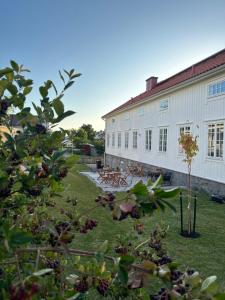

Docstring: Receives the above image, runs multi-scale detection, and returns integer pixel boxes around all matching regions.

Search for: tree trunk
[187,164,192,235]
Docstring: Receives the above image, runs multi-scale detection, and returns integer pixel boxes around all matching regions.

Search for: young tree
[179,133,199,235]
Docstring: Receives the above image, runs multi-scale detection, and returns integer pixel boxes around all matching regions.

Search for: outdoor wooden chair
[119,173,129,186]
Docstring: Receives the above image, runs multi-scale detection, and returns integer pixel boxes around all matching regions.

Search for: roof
[102,48,225,118]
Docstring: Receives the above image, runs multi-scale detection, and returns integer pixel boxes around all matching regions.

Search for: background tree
[80,123,96,141]
[179,133,199,235]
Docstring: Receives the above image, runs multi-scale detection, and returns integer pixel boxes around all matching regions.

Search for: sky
[1,0,225,130]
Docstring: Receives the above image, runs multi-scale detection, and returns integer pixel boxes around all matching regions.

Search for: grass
[54,163,225,289]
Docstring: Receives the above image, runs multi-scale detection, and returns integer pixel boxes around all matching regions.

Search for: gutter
[102,64,225,120]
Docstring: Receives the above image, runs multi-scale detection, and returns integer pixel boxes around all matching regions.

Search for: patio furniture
[119,173,129,186]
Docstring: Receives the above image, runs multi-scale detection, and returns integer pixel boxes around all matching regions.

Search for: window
[125,132,129,149]
[179,125,191,153]
[133,131,138,149]
[138,107,144,116]
[117,132,121,148]
[124,112,130,120]
[145,129,152,151]
[112,132,115,147]
[208,80,225,98]
[159,99,169,111]
[107,134,110,147]
[207,123,224,159]
[112,118,116,123]
[159,128,168,152]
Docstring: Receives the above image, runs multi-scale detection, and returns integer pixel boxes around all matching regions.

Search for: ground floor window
[117,132,121,148]
[159,128,167,152]
[208,123,224,158]
[112,132,115,147]
[125,132,129,149]
[106,134,110,147]
[145,129,152,150]
[133,131,138,149]
[179,125,191,153]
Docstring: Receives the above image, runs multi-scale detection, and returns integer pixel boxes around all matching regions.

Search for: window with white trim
[207,123,224,158]
[159,99,169,111]
[208,80,225,97]
[133,131,138,149]
[117,132,121,148]
[125,132,129,149]
[106,134,110,147]
[159,128,168,152]
[124,112,130,120]
[179,125,191,153]
[112,132,115,147]
[145,129,152,151]
[138,107,144,116]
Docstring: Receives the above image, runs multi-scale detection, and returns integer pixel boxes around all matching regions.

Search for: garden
[0,61,225,300]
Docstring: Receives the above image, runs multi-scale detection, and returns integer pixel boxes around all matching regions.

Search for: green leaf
[119,255,135,267]
[201,275,218,293]
[160,199,176,213]
[59,70,65,84]
[10,60,19,73]
[33,268,53,276]
[7,83,18,95]
[32,102,42,115]
[99,240,109,254]
[151,175,163,189]
[39,86,48,98]
[9,230,32,246]
[0,67,13,78]
[71,73,82,79]
[64,81,74,91]
[23,79,33,87]
[53,110,75,123]
[131,181,148,197]
[23,86,32,95]
[155,187,180,199]
[53,97,64,116]
[118,266,128,284]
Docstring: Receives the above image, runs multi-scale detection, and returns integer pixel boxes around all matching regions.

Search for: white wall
[105,72,225,184]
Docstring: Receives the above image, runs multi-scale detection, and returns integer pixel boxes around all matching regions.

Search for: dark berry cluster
[35,123,47,134]
[151,288,169,300]
[134,222,144,234]
[155,255,172,266]
[114,245,129,255]
[80,219,97,233]
[46,259,60,270]
[171,270,183,283]
[74,277,89,293]
[95,192,115,210]
[58,167,68,178]
[55,221,71,234]
[10,282,39,300]
[48,221,73,246]
[0,100,9,115]
[96,279,110,296]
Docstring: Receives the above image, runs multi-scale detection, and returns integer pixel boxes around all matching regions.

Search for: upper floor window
[138,107,144,116]
[112,118,116,123]
[117,132,121,148]
[125,132,129,149]
[159,128,168,152]
[112,132,115,147]
[124,112,130,120]
[179,125,191,153]
[159,99,169,111]
[106,134,110,147]
[208,80,225,98]
[133,131,138,149]
[208,123,224,159]
[145,129,152,151]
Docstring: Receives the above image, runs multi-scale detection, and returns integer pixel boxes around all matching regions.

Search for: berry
[75,278,89,293]
[114,246,128,255]
[0,100,9,114]
[96,279,110,296]
[134,223,144,234]
[55,221,71,234]
[36,124,47,134]
[156,255,172,266]
[130,206,140,219]
[46,259,60,269]
[58,167,68,178]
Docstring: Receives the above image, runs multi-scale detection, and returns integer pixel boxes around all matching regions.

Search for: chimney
[146,76,158,91]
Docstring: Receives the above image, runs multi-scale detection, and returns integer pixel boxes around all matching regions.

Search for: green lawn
[54,164,225,289]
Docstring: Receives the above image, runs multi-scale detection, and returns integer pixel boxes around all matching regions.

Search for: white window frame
[124,112,130,120]
[106,133,110,147]
[178,124,191,154]
[159,99,169,111]
[207,78,225,99]
[133,130,138,149]
[125,131,129,149]
[117,132,121,148]
[207,122,224,160]
[112,132,115,147]
[138,107,144,116]
[159,127,168,152]
[145,129,152,151]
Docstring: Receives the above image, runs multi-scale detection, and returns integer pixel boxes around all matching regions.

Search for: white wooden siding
[105,73,225,184]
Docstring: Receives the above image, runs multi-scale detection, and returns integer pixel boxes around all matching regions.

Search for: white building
[102,49,225,193]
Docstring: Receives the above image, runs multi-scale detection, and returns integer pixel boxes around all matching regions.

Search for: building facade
[102,49,225,194]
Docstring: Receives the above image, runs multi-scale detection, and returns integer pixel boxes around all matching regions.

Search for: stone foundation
[105,153,225,195]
